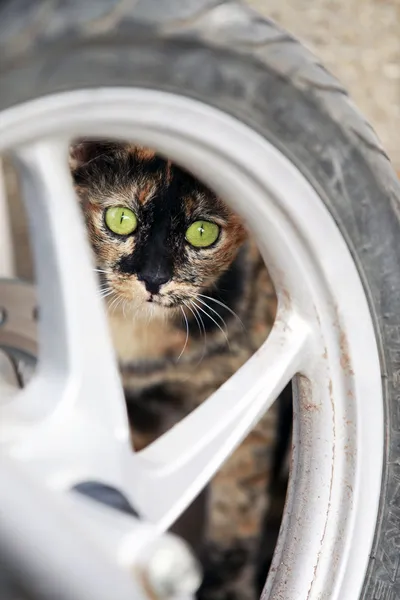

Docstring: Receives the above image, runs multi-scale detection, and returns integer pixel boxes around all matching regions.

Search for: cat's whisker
[191,305,208,368]
[182,301,200,341]
[108,294,121,314]
[197,293,245,330]
[177,306,190,361]
[188,300,208,356]
[97,281,112,290]
[146,304,153,327]
[195,297,228,332]
[99,293,114,302]
[182,301,207,370]
[108,297,118,314]
[184,301,204,341]
[115,296,125,315]
[122,299,128,319]
[191,300,230,347]
[93,268,112,275]
[99,289,115,299]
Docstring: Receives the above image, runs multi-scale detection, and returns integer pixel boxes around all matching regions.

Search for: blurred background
[248,0,400,172]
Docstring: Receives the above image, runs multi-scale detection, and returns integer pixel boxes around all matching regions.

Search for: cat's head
[70,141,247,313]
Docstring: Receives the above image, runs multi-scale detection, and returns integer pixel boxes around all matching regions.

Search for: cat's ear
[69,139,112,171]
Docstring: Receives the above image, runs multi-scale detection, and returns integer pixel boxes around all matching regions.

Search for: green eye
[105,206,137,235]
[185,220,220,248]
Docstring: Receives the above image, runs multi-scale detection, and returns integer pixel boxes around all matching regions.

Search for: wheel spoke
[0,455,149,600]
[1,140,130,469]
[127,311,310,527]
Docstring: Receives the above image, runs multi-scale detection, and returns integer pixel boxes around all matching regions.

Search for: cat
[70,140,290,600]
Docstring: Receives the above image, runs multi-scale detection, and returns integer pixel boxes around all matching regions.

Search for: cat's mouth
[146,290,197,310]
[140,282,191,308]
[147,296,173,307]
[100,273,199,311]
[146,294,179,308]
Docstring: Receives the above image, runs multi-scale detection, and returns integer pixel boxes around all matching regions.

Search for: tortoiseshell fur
[71,141,283,600]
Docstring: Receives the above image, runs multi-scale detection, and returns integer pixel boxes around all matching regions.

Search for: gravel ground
[247,0,400,171]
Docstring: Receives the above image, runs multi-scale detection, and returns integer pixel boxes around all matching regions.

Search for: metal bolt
[143,535,202,599]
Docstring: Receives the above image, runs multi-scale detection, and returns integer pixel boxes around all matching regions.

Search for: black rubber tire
[1,1,399,598]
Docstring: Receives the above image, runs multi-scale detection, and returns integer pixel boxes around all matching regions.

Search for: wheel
[0,1,399,599]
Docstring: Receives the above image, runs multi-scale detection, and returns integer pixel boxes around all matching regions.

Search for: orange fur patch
[132,146,156,161]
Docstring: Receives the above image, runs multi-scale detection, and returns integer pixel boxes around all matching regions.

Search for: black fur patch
[189,246,247,335]
[125,384,184,434]
[197,541,250,600]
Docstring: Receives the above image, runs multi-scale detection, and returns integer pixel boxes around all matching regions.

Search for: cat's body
[71,142,287,600]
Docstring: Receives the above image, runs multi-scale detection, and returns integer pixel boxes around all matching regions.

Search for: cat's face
[70,142,247,313]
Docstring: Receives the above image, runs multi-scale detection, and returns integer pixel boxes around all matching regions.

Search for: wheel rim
[0,88,383,600]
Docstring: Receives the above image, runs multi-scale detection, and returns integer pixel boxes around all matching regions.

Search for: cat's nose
[138,271,170,295]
